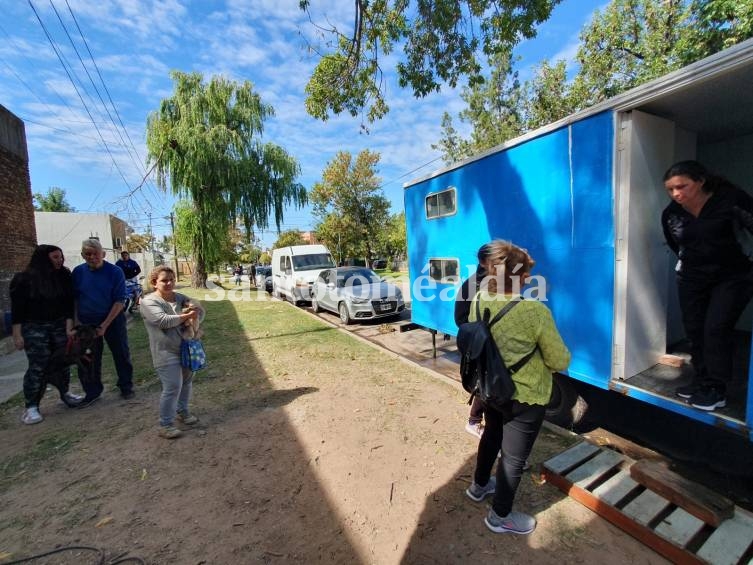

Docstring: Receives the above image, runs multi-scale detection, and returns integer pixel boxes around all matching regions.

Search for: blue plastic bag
[180,339,207,371]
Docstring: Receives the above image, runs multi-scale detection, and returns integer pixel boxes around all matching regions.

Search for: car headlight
[350,296,369,304]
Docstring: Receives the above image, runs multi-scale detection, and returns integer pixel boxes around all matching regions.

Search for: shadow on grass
[0,294,364,563]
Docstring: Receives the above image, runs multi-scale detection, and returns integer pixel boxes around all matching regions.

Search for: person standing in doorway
[72,238,135,406]
[661,160,753,411]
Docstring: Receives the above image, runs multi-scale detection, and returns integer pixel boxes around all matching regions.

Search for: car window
[340,269,381,287]
[291,253,336,271]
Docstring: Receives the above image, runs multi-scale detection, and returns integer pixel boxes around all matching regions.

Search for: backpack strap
[476,296,522,328]
[475,295,536,374]
[508,346,539,374]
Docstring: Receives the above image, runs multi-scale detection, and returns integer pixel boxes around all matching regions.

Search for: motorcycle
[124,276,143,314]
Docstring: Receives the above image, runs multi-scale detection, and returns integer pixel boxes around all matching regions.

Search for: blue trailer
[404,39,753,440]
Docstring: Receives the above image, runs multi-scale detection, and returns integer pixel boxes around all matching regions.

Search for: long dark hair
[663,160,736,193]
[24,244,71,300]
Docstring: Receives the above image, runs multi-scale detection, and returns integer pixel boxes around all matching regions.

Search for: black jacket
[662,183,753,277]
[454,266,486,326]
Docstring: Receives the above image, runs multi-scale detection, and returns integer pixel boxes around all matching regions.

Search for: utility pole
[169,212,180,281]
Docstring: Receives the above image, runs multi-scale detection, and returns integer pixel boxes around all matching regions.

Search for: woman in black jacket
[662,160,753,411]
[10,244,82,424]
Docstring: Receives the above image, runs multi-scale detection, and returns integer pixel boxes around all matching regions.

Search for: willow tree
[146,71,307,287]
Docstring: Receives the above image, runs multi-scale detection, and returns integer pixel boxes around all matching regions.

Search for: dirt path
[0,292,667,564]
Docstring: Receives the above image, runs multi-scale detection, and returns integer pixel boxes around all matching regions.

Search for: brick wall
[0,105,36,328]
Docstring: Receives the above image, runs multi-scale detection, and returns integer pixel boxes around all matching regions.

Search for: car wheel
[311,295,322,313]
[338,302,352,325]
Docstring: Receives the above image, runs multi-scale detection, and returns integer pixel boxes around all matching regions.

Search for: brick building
[0,105,36,326]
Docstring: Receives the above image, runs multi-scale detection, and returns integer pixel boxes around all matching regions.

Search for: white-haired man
[72,239,135,406]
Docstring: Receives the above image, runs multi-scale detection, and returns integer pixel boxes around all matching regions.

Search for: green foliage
[259,251,272,265]
[570,0,688,107]
[146,71,307,287]
[33,187,75,212]
[311,150,390,264]
[125,233,153,252]
[375,211,407,260]
[678,0,753,64]
[272,229,307,249]
[436,0,753,162]
[301,0,561,123]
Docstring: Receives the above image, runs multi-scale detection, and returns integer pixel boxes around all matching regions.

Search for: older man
[72,239,135,406]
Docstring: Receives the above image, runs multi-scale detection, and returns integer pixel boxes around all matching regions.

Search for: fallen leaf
[95,516,113,528]
[140,468,148,480]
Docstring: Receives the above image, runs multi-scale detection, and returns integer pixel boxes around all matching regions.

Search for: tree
[375,211,407,262]
[259,251,272,265]
[435,0,753,162]
[273,230,307,249]
[33,187,75,212]
[146,71,307,287]
[125,233,154,252]
[433,52,525,162]
[569,0,688,108]
[521,59,575,130]
[300,0,562,123]
[677,0,753,64]
[311,150,390,264]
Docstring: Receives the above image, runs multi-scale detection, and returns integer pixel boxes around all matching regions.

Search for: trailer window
[428,258,459,283]
[425,187,456,219]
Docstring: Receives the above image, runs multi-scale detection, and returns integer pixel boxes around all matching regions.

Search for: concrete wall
[0,105,36,326]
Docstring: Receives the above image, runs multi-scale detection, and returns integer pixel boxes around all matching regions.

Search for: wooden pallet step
[590,470,640,506]
[631,459,734,527]
[697,509,753,565]
[542,442,753,565]
[654,507,705,547]
[622,489,672,526]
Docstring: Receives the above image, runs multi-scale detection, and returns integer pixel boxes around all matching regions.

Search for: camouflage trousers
[21,319,71,408]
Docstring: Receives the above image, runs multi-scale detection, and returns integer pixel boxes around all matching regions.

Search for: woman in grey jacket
[141,265,205,439]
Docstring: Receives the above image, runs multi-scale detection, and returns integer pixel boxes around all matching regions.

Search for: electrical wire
[28,0,152,219]
[2,544,145,564]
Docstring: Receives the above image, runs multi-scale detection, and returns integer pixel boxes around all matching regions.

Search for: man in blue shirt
[72,239,135,406]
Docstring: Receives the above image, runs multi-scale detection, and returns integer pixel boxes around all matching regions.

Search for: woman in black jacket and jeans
[10,244,83,424]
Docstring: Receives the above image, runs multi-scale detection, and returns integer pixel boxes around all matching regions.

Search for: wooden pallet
[541,442,753,565]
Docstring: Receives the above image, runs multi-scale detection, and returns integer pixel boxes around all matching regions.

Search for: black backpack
[456,296,537,411]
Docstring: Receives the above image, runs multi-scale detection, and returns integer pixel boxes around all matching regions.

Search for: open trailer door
[613,110,676,382]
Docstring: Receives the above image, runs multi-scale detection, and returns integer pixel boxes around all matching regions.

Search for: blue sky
[1,0,605,249]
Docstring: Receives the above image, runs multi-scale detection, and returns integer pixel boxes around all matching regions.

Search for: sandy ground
[0,296,668,564]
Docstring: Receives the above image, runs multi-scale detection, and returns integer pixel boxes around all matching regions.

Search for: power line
[28,0,152,218]
[53,0,166,208]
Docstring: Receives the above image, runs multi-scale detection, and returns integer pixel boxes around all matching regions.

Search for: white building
[34,212,129,268]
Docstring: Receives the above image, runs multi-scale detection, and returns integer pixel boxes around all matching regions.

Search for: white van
[271,244,336,304]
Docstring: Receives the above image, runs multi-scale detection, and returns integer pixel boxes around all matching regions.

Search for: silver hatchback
[311,267,405,324]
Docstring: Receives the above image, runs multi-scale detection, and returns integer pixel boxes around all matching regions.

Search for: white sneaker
[22,406,43,425]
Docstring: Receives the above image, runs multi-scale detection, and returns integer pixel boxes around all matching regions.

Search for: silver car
[311,267,405,324]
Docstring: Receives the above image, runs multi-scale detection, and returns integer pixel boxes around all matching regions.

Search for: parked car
[311,267,405,324]
[272,244,336,304]
[372,259,388,269]
[255,266,272,292]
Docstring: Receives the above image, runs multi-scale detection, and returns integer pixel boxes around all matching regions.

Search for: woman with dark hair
[455,242,492,438]
[464,240,570,535]
[10,244,83,424]
[661,160,753,411]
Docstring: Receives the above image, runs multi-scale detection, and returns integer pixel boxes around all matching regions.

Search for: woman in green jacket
[465,240,570,535]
